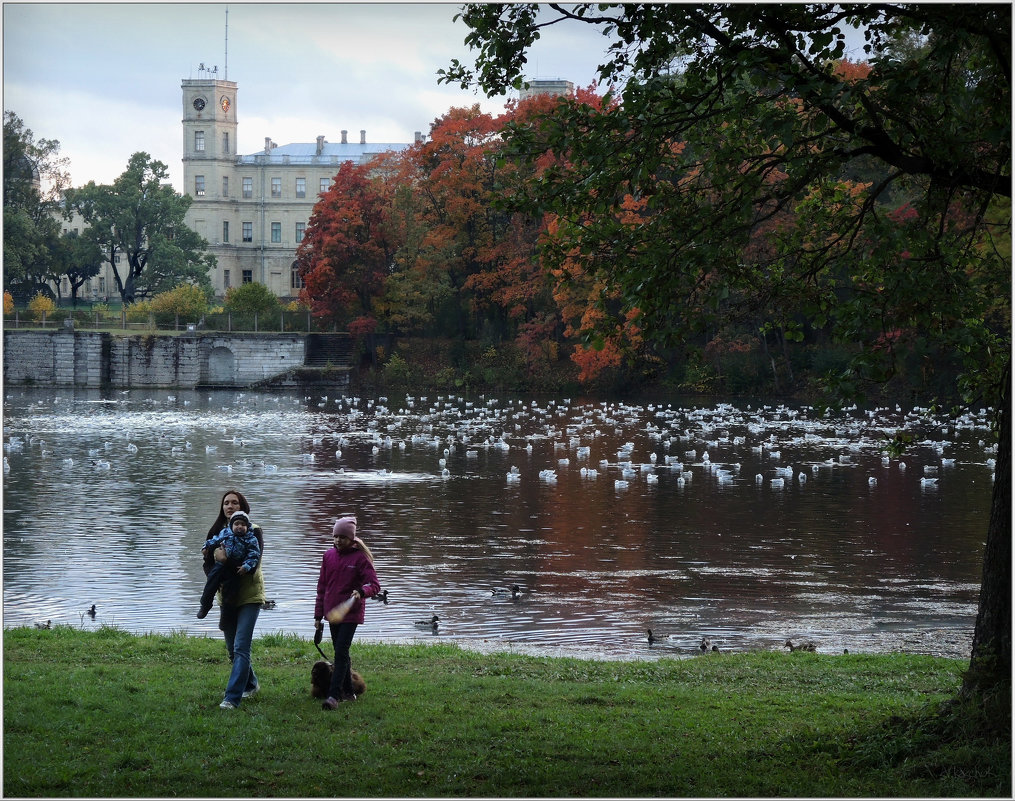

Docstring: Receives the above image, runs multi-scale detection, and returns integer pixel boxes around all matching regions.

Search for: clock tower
[182,73,237,198]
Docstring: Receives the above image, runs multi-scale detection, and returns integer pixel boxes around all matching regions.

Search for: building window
[222,221,229,243]
[222,132,229,154]
[195,131,205,152]
[195,175,205,197]
[222,176,228,197]
[242,222,253,242]
[296,177,306,198]
[271,222,281,243]
[295,222,305,242]
[242,269,253,284]
[99,277,105,293]
[223,269,230,289]
[291,262,305,289]
[242,177,252,198]
[320,177,330,194]
[271,177,282,198]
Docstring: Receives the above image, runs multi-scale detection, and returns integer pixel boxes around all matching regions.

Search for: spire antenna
[224,6,229,81]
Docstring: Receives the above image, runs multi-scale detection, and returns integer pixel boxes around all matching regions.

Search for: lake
[2,386,995,661]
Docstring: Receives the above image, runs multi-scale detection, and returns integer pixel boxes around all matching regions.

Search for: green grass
[4,626,1009,797]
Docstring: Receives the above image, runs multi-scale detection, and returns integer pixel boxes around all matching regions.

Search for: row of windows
[195,175,330,198]
[222,267,305,291]
[194,131,229,155]
[221,221,306,244]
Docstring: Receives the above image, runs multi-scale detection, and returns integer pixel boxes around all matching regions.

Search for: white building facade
[181,76,415,300]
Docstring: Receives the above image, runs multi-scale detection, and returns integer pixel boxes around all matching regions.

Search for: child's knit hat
[230,510,251,528]
[333,516,357,539]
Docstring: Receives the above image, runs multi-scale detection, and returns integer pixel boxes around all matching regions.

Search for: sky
[3,2,610,192]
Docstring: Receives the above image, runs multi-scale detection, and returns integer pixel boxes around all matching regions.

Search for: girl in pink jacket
[314,516,381,709]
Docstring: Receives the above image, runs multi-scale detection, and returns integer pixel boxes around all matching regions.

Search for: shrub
[125,301,153,323]
[27,293,55,320]
[384,352,412,384]
[223,282,279,317]
[3,291,14,316]
[148,284,209,319]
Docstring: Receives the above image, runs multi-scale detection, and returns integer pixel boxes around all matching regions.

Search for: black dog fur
[311,659,366,698]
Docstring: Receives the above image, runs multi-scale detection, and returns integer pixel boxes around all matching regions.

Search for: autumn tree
[444,4,1011,696]
[64,152,214,305]
[296,159,396,329]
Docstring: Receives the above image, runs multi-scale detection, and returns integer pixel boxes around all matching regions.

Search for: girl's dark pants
[328,621,358,698]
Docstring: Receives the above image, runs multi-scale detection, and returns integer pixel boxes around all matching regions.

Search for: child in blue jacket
[198,510,261,619]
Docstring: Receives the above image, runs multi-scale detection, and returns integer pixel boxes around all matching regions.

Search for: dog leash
[314,623,332,663]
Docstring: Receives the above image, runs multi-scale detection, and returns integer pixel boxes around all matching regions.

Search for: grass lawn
[3,626,1009,797]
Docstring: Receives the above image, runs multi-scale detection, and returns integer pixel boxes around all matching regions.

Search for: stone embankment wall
[3,330,306,388]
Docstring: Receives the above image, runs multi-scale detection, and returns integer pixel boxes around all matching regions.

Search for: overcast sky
[4,2,610,192]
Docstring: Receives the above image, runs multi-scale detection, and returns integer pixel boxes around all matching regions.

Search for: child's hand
[236,565,248,575]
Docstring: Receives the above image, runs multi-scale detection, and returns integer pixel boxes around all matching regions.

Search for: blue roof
[237,141,409,165]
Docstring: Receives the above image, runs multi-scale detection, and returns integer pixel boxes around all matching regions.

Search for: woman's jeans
[219,602,260,705]
[328,621,359,698]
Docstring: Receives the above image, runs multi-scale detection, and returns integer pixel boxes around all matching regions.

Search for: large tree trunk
[964,365,1011,696]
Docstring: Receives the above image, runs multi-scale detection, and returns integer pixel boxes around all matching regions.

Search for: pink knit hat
[332,516,357,539]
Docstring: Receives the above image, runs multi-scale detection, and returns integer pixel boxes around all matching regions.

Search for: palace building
[180,75,416,300]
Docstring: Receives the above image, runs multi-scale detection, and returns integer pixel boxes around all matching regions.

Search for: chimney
[414,131,423,144]
[341,130,348,144]
[360,130,366,145]
[316,135,326,156]
[264,137,272,154]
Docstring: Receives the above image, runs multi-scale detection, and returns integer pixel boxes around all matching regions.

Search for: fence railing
[3,309,331,334]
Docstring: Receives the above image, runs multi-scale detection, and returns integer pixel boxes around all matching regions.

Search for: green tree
[3,111,69,302]
[52,230,103,306]
[63,152,214,305]
[445,4,1010,695]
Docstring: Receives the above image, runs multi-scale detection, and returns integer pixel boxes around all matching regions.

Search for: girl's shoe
[219,700,238,710]
[321,697,339,710]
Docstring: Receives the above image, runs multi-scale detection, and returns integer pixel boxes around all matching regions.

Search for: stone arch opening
[207,345,236,384]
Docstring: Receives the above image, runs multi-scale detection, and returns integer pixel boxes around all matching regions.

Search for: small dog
[310,659,366,698]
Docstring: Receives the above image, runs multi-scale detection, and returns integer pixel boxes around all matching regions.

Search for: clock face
[220,95,231,113]
[193,97,206,111]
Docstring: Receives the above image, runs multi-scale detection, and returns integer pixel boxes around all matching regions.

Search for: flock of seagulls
[5,393,995,496]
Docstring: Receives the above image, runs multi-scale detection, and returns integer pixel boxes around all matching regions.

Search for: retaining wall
[3,330,306,388]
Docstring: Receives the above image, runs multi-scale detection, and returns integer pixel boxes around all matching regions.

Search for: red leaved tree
[296,158,396,328]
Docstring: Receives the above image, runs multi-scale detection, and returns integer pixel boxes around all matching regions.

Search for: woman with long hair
[203,489,266,709]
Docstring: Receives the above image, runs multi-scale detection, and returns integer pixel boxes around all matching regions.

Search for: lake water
[2,386,995,661]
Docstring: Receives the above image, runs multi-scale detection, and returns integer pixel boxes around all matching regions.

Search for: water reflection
[3,387,993,660]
